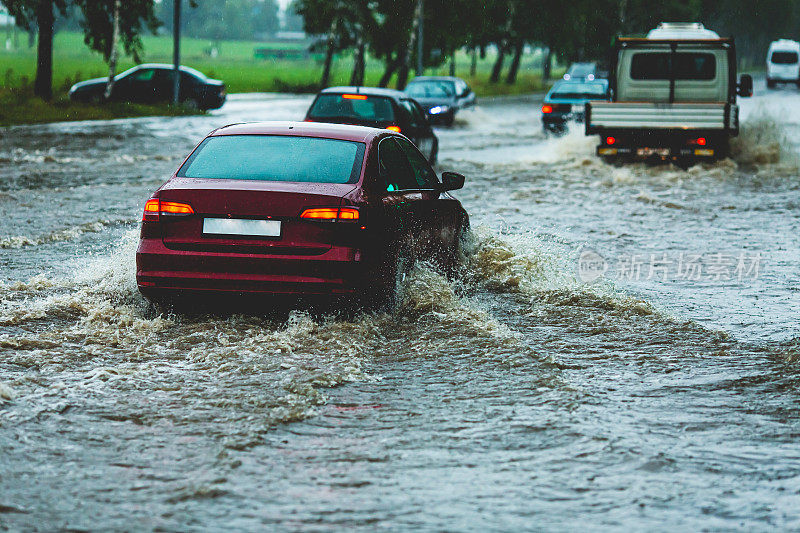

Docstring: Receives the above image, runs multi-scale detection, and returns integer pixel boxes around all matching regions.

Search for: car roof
[123,63,208,78]
[408,76,462,83]
[320,86,408,100]
[210,121,386,143]
[769,39,800,50]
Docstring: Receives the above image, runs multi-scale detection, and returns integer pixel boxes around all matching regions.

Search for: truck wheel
[673,157,692,170]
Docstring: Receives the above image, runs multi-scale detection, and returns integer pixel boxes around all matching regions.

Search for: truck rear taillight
[386,125,402,133]
[142,199,194,222]
[541,105,553,114]
[606,136,617,145]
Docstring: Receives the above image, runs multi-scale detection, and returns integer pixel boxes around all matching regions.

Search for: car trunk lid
[159,178,357,255]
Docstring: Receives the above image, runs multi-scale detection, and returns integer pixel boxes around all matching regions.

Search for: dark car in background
[68,64,226,110]
[305,86,439,164]
[404,76,476,126]
[136,122,469,308]
[542,79,610,134]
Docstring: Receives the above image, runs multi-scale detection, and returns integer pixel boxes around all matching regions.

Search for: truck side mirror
[738,74,753,97]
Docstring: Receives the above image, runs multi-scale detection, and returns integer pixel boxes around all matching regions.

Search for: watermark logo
[577,248,608,283]
[577,249,763,283]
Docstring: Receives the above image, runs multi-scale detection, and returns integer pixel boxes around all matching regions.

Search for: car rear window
[308,93,395,123]
[771,51,799,64]
[550,82,608,99]
[177,135,364,184]
[630,52,717,80]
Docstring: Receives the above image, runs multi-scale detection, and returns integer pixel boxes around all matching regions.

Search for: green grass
[0,29,559,125]
[0,86,202,127]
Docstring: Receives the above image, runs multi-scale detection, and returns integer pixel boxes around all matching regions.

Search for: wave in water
[0,220,120,249]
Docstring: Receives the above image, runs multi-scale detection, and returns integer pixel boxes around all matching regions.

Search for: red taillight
[143,199,160,221]
[141,199,194,221]
[606,136,616,145]
[696,137,707,146]
[338,208,359,220]
[386,125,401,133]
[541,105,553,114]
[342,94,368,100]
[300,207,360,221]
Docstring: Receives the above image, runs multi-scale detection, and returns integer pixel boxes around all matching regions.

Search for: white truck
[766,39,800,89]
[586,23,753,165]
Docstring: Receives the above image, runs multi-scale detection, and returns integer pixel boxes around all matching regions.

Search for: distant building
[274,31,307,41]
[0,8,15,27]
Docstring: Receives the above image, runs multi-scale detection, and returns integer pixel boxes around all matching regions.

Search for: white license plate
[202,218,281,237]
[637,147,670,157]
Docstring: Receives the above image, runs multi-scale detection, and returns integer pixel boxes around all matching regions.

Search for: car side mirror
[738,74,753,97]
[440,171,465,191]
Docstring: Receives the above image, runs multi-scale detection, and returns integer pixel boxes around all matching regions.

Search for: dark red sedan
[135,122,469,307]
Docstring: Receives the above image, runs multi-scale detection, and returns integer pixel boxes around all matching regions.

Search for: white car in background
[766,39,800,89]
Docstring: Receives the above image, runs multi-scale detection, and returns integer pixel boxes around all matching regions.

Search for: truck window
[631,53,716,81]
[771,51,799,64]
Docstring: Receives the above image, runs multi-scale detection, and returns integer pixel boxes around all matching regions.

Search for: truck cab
[766,39,800,89]
[586,23,753,165]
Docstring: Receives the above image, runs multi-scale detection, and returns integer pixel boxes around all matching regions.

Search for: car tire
[357,244,406,312]
[443,113,455,127]
[182,98,201,110]
[445,217,471,279]
[767,79,776,89]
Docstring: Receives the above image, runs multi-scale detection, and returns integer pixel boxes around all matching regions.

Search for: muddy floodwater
[1,87,799,530]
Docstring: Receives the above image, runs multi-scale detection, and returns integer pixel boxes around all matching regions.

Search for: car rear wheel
[357,244,407,312]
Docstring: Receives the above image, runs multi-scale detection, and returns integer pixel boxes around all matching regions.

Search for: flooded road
[1,87,799,530]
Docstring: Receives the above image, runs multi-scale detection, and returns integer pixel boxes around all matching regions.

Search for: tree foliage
[293,0,800,87]
[74,0,160,62]
[159,0,280,41]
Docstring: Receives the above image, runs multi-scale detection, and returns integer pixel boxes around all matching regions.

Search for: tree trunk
[104,0,122,100]
[398,0,419,89]
[542,47,552,81]
[379,54,400,87]
[350,39,365,86]
[449,47,456,76]
[506,39,524,84]
[321,43,334,88]
[470,47,477,76]
[489,44,506,84]
[34,0,54,101]
[397,63,410,90]
[320,19,337,89]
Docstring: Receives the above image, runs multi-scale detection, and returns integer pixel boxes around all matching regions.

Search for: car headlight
[429,105,451,115]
